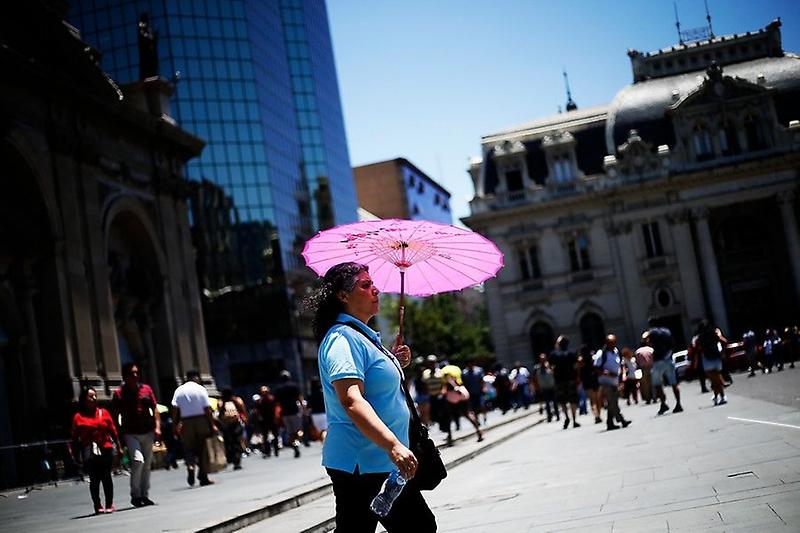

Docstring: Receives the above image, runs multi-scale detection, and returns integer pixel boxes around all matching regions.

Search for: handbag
[336,321,447,490]
[205,433,227,473]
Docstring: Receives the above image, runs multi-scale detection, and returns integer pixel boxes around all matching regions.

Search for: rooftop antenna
[563,70,577,111]
[704,0,715,38]
[674,1,684,44]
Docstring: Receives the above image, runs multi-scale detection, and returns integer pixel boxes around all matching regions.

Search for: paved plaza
[1,370,798,532]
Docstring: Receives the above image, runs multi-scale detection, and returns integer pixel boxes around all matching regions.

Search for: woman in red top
[71,387,121,514]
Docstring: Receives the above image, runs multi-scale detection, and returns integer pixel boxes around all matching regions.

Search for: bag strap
[334,322,423,426]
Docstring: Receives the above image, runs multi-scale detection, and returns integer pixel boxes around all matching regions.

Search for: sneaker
[94,504,105,515]
[233,464,243,470]
[657,403,669,415]
[718,397,728,405]
[607,423,620,431]
[140,498,155,506]
[713,395,720,406]
[131,497,144,507]
[104,505,116,513]
[594,416,602,424]
[199,478,215,487]
[672,404,683,414]
[563,418,570,430]
[573,421,581,428]
[187,467,196,487]
[621,420,632,428]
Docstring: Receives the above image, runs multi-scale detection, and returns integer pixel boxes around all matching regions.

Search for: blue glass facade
[69,0,357,276]
[68,0,358,390]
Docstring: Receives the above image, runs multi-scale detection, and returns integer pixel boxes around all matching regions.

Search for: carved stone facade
[465,20,800,365]
[0,2,212,453]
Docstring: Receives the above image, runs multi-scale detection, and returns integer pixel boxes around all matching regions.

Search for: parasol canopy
[302,219,503,296]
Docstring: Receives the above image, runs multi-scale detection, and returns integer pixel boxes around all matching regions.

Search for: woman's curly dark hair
[303,262,369,344]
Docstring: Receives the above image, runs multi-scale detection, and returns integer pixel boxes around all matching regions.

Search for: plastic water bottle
[370,470,407,517]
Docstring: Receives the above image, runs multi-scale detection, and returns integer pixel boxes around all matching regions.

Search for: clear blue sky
[327,0,800,224]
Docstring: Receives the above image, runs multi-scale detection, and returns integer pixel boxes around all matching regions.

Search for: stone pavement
[245,372,800,532]
[0,406,538,533]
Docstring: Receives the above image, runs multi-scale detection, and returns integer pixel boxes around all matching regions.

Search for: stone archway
[0,141,67,447]
[579,312,606,352]
[712,201,796,335]
[105,205,172,397]
[529,321,555,359]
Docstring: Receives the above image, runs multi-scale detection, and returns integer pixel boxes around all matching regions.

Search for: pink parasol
[302,219,504,339]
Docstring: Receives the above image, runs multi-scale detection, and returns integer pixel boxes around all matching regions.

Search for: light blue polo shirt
[318,313,410,474]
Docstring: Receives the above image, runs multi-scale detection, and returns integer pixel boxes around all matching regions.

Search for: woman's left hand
[391,335,412,368]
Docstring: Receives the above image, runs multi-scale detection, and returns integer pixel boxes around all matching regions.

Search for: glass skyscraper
[68,0,358,388]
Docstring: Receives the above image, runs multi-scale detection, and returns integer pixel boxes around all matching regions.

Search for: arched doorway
[107,208,171,397]
[0,142,68,447]
[529,321,555,359]
[712,203,796,336]
[579,313,605,352]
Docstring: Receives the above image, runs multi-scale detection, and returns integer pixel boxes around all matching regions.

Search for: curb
[198,410,542,533]
[299,415,545,533]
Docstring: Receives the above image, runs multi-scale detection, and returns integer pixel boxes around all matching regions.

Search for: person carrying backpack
[695,319,727,406]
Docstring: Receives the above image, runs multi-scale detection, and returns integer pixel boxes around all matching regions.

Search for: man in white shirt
[509,361,531,410]
[171,369,216,487]
[593,335,631,431]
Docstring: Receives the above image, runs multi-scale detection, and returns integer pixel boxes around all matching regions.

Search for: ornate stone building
[464,20,800,364]
[0,0,211,459]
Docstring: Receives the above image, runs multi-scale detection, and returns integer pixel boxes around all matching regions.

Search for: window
[642,222,664,258]
[692,125,713,161]
[552,156,571,182]
[718,122,740,156]
[567,234,591,272]
[505,169,523,192]
[744,115,766,151]
[518,245,542,280]
[408,175,415,188]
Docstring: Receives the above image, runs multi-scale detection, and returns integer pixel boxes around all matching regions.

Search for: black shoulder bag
[335,322,447,490]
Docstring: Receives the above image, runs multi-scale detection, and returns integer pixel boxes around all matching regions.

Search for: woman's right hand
[388,442,417,479]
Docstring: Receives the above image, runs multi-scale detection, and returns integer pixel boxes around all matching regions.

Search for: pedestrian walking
[743,330,758,376]
[594,335,631,431]
[275,370,304,458]
[695,320,728,406]
[622,348,639,405]
[71,387,122,514]
[111,362,160,507]
[634,336,654,404]
[219,388,247,470]
[550,335,580,429]
[647,320,683,415]
[492,363,512,414]
[256,385,280,457]
[763,329,781,373]
[532,353,557,422]
[462,360,485,423]
[578,345,602,424]
[172,369,217,487]
[307,262,436,532]
[509,360,532,410]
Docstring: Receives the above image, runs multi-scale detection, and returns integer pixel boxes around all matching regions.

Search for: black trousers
[327,467,437,533]
[86,448,114,506]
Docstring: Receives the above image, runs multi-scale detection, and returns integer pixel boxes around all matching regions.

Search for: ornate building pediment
[670,63,769,112]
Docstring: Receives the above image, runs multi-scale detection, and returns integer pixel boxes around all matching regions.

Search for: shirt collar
[335,313,383,345]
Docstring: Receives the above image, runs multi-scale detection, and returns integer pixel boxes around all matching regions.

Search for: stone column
[605,220,640,343]
[691,208,730,335]
[667,209,705,324]
[777,190,800,304]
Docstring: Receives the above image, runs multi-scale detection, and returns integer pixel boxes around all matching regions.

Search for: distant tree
[380,290,494,366]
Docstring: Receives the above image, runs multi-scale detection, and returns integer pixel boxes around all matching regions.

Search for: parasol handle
[398,268,405,343]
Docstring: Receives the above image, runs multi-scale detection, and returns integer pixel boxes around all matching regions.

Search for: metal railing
[0,439,82,493]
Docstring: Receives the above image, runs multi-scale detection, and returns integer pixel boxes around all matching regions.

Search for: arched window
[579,312,605,352]
[744,115,767,151]
[692,124,713,161]
[530,321,555,359]
[718,121,740,156]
